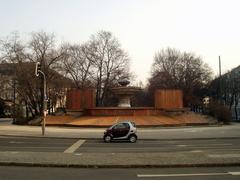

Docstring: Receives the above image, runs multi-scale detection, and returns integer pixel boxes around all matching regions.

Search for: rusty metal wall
[82,89,96,109]
[155,89,183,109]
[86,107,163,116]
[66,89,95,110]
[67,89,182,111]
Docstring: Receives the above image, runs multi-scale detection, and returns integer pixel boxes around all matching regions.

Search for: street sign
[35,62,41,76]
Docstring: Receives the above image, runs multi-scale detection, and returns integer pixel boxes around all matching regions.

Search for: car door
[119,123,130,137]
[111,124,123,138]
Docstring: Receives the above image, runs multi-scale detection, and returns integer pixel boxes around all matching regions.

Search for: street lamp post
[13,78,16,124]
[35,62,47,136]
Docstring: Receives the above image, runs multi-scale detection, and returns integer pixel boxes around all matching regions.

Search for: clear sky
[0,0,239,83]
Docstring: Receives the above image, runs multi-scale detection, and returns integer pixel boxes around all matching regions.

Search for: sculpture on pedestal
[111,79,141,107]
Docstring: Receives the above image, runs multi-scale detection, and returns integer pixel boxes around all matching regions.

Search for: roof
[0,63,17,75]
[0,62,73,87]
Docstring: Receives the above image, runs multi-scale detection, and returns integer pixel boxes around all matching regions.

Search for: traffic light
[35,62,41,76]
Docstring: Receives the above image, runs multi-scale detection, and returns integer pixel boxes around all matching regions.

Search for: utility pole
[219,56,221,77]
[35,62,47,136]
[13,78,16,124]
[219,56,222,102]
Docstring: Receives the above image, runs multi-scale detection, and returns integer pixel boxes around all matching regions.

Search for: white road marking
[177,144,232,147]
[204,144,233,146]
[184,130,198,132]
[206,144,233,146]
[190,150,203,153]
[9,141,24,144]
[0,136,12,138]
[137,172,240,177]
[137,173,227,177]
[64,140,85,153]
[208,154,240,158]
[10,151,19,154]
[229,172,240,175]
[176,145,188,147]
[0,146,64,149]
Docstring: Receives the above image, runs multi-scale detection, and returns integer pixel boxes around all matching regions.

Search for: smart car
[103,121,137,143]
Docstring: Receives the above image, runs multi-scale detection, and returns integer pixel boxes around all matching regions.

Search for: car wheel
[104,135,112,143]
[129,135,137,143]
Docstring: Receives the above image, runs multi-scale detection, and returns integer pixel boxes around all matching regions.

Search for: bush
[0,99,6,117]
[14,117,29,125]
[12,106,30,125]
[208,101,232,124]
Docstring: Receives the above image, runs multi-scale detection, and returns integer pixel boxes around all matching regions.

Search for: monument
[111,79,141,107]
[66,79,183,116]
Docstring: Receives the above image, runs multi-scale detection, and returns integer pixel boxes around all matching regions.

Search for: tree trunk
[234,104,238,121]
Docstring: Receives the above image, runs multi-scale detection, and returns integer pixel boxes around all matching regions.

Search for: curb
[44,123,214,128]
[1,134,240,141]
[1,162,240,168]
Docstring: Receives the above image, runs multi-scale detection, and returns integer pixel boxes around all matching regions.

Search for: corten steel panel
[155,89,183,109]
[66,89,95,110]
[133,109,152,116]
[66,91,71,109]
[86,108,163,116]
[83,89,96,109]
[66,90,73,109]
[76,90,82,109]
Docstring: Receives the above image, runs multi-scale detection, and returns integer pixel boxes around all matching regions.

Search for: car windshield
[113,123,126,129]
[130,122,136,127]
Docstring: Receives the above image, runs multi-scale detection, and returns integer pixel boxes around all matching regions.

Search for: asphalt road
[1,136,240,179]
[77,138,240,153]
[1,119,240,140]
[0,136,76,152]
[0,136,240,154]
[1,166,240,180]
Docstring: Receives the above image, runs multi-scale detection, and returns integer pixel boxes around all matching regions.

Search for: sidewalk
[1,151,240,168]
[1,121,240,140]
[45,112,215,127]
[1,120,240,168]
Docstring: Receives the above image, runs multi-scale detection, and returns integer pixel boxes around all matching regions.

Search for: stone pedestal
[112,86,141,108]
[118,95,131,107]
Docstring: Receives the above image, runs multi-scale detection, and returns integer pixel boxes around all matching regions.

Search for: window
[123,123,130,129]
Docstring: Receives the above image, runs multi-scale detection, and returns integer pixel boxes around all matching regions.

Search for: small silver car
[103,121,137,143]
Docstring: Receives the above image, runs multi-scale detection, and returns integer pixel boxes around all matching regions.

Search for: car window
[114,123,125,129]
[123,123,130,129]
[130,122,136,127]
[113,123,131,129]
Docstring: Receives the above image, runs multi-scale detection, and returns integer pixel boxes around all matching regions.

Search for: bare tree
[210,67,240,120]
[0,33,40,117]
[85,31,131,106]
[27,32,69,115]
[149,48,212,106]
[62,44,93,89]
[61,31,131,106]
[0,32,69,119]
[0,30,132,117]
